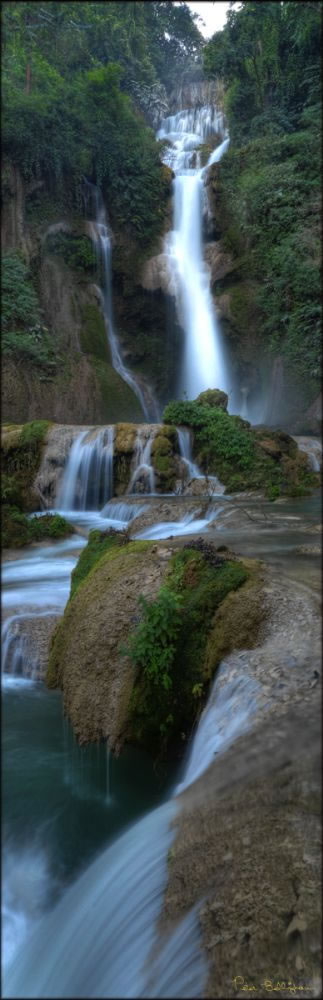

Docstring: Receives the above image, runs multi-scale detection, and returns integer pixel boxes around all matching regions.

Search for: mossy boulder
[47,528,260,760]
[2,508,71,550]
[151,428,178,492]
[163,397,319,497]
[196,389,228,411]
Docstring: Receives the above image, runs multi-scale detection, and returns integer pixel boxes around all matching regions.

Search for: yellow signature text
[232,976,310,993]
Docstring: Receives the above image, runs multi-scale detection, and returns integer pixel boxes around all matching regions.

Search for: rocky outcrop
[128,80,169,128]
[160,569,321,997]
[47,539,170,749]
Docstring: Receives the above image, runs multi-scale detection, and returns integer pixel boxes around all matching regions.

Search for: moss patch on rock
[2,419,50,505]
[151,430,178,492]
[79,304,110,362]
[70,528,126,600]
[2,509,71,550]
[204,558,265,678]
[89,357,143,423]
[126,540,248,755]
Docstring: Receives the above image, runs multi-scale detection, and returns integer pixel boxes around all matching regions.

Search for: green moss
[90,357,143,423]
[204,559,265,678]
[47,538,153,689]
[79,304,110,362]
[151,431,178,491]
[70,529,124,599]
[1,420,50,512]
[127,543,248,755]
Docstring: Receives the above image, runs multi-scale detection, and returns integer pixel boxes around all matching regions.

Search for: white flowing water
[127,427,157,495]
[176,426,225,493]
[86,184,159,422]
[175,668,260,795]
[176,427,201,479]
[134,504,224,541]
[58,427,114,511]
[157,109,230,402]
[292,436,322,472]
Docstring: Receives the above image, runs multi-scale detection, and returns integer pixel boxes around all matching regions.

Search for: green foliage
[2,251,58,369]
[163,399,318,495]
[125,588,183,694]
[45,232,97,272]
[126,545,248,754]
[2,252,40,330]
[70,529,123,599]
[2,2,202,249]
[203,2,321,397]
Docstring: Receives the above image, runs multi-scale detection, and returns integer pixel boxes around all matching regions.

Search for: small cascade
[157,108,230,402]
[293,436,322,472]
[57,427,114,511]
[2,618,28,680]
[101,499,149,523]
[85,183,159,422]
[176,427,225,493]
[127,427,156,495]
[175,667,260,795]
[176,427,202,479]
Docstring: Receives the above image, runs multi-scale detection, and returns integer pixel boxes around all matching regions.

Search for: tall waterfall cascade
[157,107,230,402]
[85,184,159,422]
[58,426,115,510]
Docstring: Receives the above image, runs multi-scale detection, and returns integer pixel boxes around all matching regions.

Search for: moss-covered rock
[151,429,178,492]
[2,508,71,550]
[89,358,143,423]
[163,396,320,497]
[196,389,228,410]
[79,304,110,362]
[46,538,166,749]
[46,533,258,759]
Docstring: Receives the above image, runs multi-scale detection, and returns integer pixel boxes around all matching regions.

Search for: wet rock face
[159,566,321,998]
[163,710,321,999]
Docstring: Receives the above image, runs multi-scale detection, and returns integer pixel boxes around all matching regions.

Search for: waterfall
[157,109,230,401]
[85,183,159,422]
[176,426,225,494]
[176,427,202,479]
[127,427,156,495]
[292,436,322,472]
[57,427,114,511]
